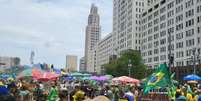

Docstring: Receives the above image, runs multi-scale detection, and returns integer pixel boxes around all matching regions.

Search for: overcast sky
[0,0,112,68]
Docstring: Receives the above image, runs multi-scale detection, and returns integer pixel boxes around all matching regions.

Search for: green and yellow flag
[143,64,171,94]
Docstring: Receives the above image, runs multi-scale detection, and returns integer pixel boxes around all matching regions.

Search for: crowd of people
[0,76,201,101]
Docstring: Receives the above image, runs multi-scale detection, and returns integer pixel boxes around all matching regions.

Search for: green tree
[103,49,150,79]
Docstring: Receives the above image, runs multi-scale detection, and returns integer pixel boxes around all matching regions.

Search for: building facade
[113,0,147,55]
[0,56,20,68]
[79,57,85,72]
[84,4,101,72]
[96,33,113,74]
[66,55,77,72]
[140,0,201,68]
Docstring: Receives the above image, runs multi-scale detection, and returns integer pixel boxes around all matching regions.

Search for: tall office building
[84,4,101,72]
[113,0,147,55]
[79,57,85,72]
[66,55,77,72]
[0,56,20,69]
[140,0,201,68]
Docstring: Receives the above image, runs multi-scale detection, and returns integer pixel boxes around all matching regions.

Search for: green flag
[143,64,171,94]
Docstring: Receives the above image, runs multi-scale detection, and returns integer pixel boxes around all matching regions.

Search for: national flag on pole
[143,64,171,94]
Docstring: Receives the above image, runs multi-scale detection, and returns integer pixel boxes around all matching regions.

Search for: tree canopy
[102,49,152,79]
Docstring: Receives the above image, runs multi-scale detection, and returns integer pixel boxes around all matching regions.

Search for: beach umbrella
[97,76,110,81]
[70,72,83,77]
[113,76,140,84]
[65,76,74,81]
[90,76,99,80]
[36,72,59,82]
[184,74,201,81]
[17,68,32,78]
[82,73,92,77]
[81,77,90,80]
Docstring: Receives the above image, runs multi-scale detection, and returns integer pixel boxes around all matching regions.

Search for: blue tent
[184,74,201,81]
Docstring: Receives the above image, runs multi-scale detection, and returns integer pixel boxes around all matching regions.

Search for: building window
[176,14,183,23]
[148,36,153,41]
[176,42,183,49]
[168,19,174,26]
[160,22,166,29]
[148,58,152,62]
[176,0,183,4]
[154,41,159,47]
[154,56,159,62]
[148,15,153,20]
[154,49,159,54]
[160,14,166,21]
[176,23,183,31]
[198,37,201,44]
[160,55,166,61]
[186,49,191,56]
[176,51,184,58]
[168,27,174,34]
[160,38,166,45]
[154,11,159,18]
[176,5,183,13]
[186,29,194,37]
[154,26,159,32]
[167,10,174,18]
[176,32,183,40]
[186,9,194,18]
[160,30,166,37]
[186,0,194,8]
[148,50,152,56]
[197,16,201,23]
[160,47,166,52]
[186,39,195,47]
[167,1,174,9]
[197,5,201,13]
[154,19,159,24]
[185,19,194,27]
[160,7,166,14]
[198,26,201,33]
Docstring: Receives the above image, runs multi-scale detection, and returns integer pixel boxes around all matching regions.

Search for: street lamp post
[192,48,196,74]
[128,59,132,77]
[192,48,200,74]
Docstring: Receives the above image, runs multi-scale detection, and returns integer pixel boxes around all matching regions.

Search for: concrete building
[113,0,148,55]
[66,55,77,72]
[0,56,20,68]
[96,33,113,73]
[84,4,101,72]
[79,57,85,72]
[140,0,201,68]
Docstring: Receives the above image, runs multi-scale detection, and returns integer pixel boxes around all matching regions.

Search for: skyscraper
[66,55,77,72]
[113,0,147,55]
[85,4,101,72]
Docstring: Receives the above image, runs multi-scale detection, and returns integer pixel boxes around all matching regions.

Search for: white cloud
[0,0,112,68]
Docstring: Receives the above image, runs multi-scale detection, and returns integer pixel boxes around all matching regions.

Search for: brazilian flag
[143,64,171,94]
